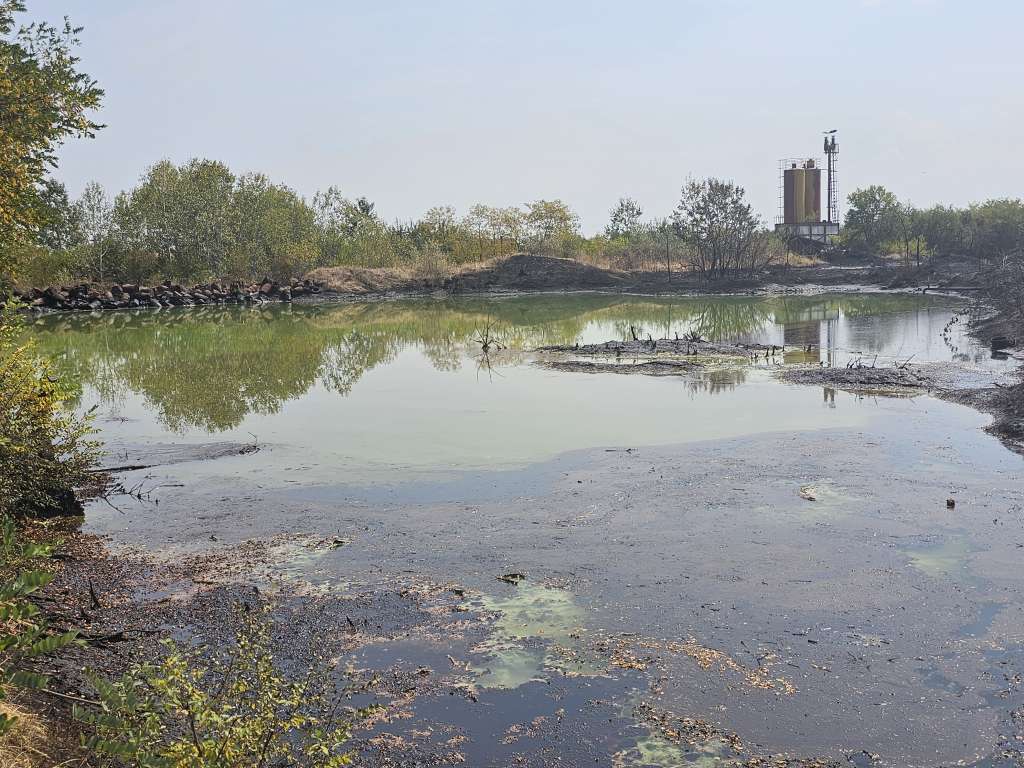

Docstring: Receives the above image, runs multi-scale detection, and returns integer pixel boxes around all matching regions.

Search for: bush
[0,516,80,736]
[76,606,362,768]
[0,305,100,519]
[9,243,86,290]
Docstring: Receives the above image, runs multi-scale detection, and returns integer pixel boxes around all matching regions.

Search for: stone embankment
[10,278,321,312]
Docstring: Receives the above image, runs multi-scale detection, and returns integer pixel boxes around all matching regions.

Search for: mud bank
[9,254,976,317]
[41,403,1024,768]
[308,254,927,301]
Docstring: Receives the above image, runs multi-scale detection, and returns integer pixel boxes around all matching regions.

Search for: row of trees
[11,165,1024,290]
[10,160,602,285]
[843,185,1024,267]
[8,164,783,287]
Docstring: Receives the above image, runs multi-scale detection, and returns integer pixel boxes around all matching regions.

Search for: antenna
[824,131,839,224]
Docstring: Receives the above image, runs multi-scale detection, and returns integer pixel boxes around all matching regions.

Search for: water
[25,292,1024,766]
[26,292,1003,487]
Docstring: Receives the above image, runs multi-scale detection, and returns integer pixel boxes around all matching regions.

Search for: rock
[259,282,274,296]
[280,288,292,302]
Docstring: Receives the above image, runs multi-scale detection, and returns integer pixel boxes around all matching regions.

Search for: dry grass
[0,696,87,768]
[775,251,824,267]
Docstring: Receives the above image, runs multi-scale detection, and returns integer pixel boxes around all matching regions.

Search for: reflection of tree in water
[25,292,961,433]
[683,367,748,396]
[27,301,591,432]
[317,329,403,396]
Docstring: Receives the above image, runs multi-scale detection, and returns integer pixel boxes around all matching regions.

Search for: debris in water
[799,485,817,501]
[946,498,956,509]
[497,572,526,585]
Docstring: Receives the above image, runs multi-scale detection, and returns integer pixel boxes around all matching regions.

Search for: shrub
[0,305,100,519]
[0,516,80,736]
[76,606,362,768]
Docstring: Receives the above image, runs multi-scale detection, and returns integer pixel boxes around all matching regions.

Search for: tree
[843,186,902,257]
[605,197,643,239]
[671,178,766,279]
[117,159,236,279]
[227,173,317,280]
[422,205,457,237]
[75,180,112,278]
[524,199,579,256]
[35,177,82,250]
[0,1,103,278]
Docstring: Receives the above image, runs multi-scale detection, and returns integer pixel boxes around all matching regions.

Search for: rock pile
[9,278,320,312]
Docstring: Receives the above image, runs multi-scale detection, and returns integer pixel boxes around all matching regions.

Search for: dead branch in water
[473,320,505,353]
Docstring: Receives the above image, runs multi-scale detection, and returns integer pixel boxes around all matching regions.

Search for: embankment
[7,252,987,315]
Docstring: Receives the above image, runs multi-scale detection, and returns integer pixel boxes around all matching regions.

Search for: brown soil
[536,337,774,358]
[777,366,929,392]
[305,254,915,301]
[538,359,703,376]
[305,264,438,295]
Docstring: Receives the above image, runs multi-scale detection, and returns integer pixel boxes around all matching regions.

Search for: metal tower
[824,131,839,224]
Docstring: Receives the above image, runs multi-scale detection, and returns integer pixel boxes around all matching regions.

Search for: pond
[28,292,1004,485]
[26,292,1024,767]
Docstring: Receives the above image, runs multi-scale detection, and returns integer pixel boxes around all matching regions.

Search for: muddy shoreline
[10,253,980,317]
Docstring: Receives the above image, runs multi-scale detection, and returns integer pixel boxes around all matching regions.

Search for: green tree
[843,185,902,257]
[0,0,102,280]
[34,178,82,250]
[672,178,766,279]
[227,173,317,280]
[75,180,113,279]
[605,197,643,239]
[524,199,580,257]
[114,159,236,280]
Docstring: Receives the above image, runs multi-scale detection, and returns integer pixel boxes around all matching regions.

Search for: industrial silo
[803,162,821,222]
[784,160,821,224]
[783,164,805,224]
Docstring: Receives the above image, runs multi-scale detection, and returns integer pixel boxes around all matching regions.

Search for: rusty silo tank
[783,164,803,224]
[803,160,821,222]
[783,160,821,224]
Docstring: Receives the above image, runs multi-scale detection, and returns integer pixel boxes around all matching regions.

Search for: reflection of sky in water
[25,293,1005,484]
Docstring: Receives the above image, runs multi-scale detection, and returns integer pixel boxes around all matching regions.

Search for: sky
[28,0,1024,232]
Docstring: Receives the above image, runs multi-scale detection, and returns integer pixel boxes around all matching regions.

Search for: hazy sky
[30,0,1024,231]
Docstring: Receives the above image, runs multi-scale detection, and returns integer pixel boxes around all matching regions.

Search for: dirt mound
[537,338,772,358]
[305,265,428,295]
[447,254,628,292]
[538,359,703,376]
[778,366,929,392]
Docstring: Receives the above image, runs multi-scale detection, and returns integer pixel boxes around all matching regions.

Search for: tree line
[842,185,1024,268]
[6,159,790,288]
